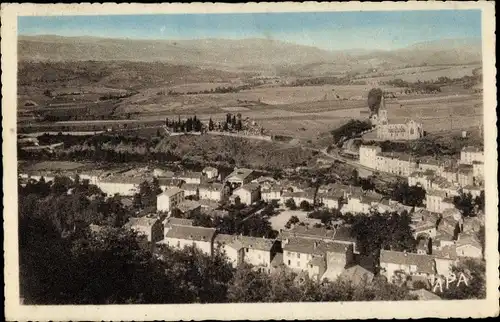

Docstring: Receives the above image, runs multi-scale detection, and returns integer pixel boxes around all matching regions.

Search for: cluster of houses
[20,146,485,289]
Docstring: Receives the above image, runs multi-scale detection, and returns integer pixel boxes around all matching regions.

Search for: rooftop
[100,176,146,185]
[283,237,349,255]
[380,250,435,275]
[181,183,200,191]
[199,182,223,191]
[215,234,276,251]
[164,217,194,227]
[159,187,183,197]
[174,171,203,179]
[165,225,216,242]
[177,200,202,213]
[340,265,374,285]
[226,168,254,181]
[124,216,160,229]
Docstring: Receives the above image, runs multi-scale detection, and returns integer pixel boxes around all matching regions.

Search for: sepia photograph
[2,2,498,321]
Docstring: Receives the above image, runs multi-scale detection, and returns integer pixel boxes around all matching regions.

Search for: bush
[285,198,297,210]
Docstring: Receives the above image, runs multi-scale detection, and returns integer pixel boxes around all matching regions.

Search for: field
[18,59,483,146]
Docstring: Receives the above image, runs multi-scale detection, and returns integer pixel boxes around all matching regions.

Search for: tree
[284,215,300,229]
[439,259,486,300]
[391,181,426,207]
[285,198,297,210]
[474,190,485,213]
[453,192,475,217]
[367,88,383,114]
[299,200,312,211]
[209,118,214,131]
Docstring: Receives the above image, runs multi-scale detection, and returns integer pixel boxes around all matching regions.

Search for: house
[162,225,217,255]
[157,187,184,213]
[199,182,224,201]
[124,215,163,243]
[158,178,184,191]
[174,171,204,185]
[177,200,202,217]
[408,171,434,190]
[280,189,316,207]
[318,190,344,210]
[163,217,193,231]
[462,185,483,198]
[252,176,278,188]
[472,161,484,182]
[425,190,455,214]
[432,231,456,249]
[439,215,461,239]
[202,166,219,180]
[261,185,282,202]
[97,176,143,196]
[462,215,484,233]
[225,168,255,187]
[282,237,354,281]
[432,245,458,278]
[341,190,384,215]
[375,152,417,177]
[410,209,439,239]
[460,146,484,165]
[379,250,436,284]
[215,234,278,271]
[181,183,199,197]
[456,233,483,259]
[153,168,175,178]
[203,208,230,218]
[417,157,444,175]
[457,164,474,187]
[359,145,381,169]
[280,225,358,253]
[339,265,374,286]
[416,238,430,255]
[231,183,260,205]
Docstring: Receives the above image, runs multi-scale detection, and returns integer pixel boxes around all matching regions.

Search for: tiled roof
[214,234,275,251]
[177,200,202,213]
[226,168,254,181]
[380,250,435,275]
[165,225,216,242]
[158,178,183,187]
[164,217,194,227]
[283,237,349,255]
[181,183,199,191]
[442,208,461,219]
[239,183,260,192]
[427,189,447,198]
[124,216,160,229]
[175,171,203,179]
[433,245,457,260]
[100,176,145,184]
[199,183,223,191]
[159,187,183,197]
[456,234,482,250]
[202,166,218,172]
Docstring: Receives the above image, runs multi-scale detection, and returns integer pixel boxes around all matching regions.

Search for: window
[246,248,249,253]
[177,241,180,247]
[297,261,300,267]
[288,260,291,265]
[297,253,300,259]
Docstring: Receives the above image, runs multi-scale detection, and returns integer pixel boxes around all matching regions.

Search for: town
[19,93,485,303]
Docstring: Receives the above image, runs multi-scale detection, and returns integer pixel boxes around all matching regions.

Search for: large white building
[157,187,184,213]
[460,146,484,165]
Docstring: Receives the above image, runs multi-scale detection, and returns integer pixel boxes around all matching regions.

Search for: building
[153,168,175,178]
[341,191,384,215]
[158,178,184,191]
[456,233,483,259]
[225,168,255,187]
[318,190,344,210]
[181,183,199,197]
[215,234,278,271]
[231,183,260,205]
[162,225,217,256]
[359,145,381,169]
[261,185,282,202]
[457,166,474,188]
[408,171,434,190]
[460,146,484,165]
[198,182,224,201]
[280,225,358,254]
[163,217,194,236]
[280,189,316,208]
[379,250,436,284]
[124,215,163,243]
[174,171,204,185]
[375,152,417,177]
[425,190,455,214]
[157,187,184,213]
[472,161,484,183]
[416,158,444,175]
[377,120,424,141]
[282,237,354,281]
[202,166,219,180]
[177,200,202,217]
[97,176,143,196]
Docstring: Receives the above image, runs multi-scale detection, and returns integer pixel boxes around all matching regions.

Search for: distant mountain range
[18,35,482,75]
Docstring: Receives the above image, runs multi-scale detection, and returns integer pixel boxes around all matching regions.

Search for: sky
[18,10,482,51]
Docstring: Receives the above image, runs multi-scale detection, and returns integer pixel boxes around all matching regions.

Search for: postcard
[2,2,498,321]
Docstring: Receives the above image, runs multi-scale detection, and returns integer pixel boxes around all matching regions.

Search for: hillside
[18,35,482,74]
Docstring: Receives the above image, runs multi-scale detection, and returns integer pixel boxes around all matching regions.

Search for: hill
[18,35,482,74]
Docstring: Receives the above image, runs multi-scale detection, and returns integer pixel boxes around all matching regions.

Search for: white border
[2,2,498,321]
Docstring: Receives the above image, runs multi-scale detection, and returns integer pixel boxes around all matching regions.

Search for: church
[370,96,423,141]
